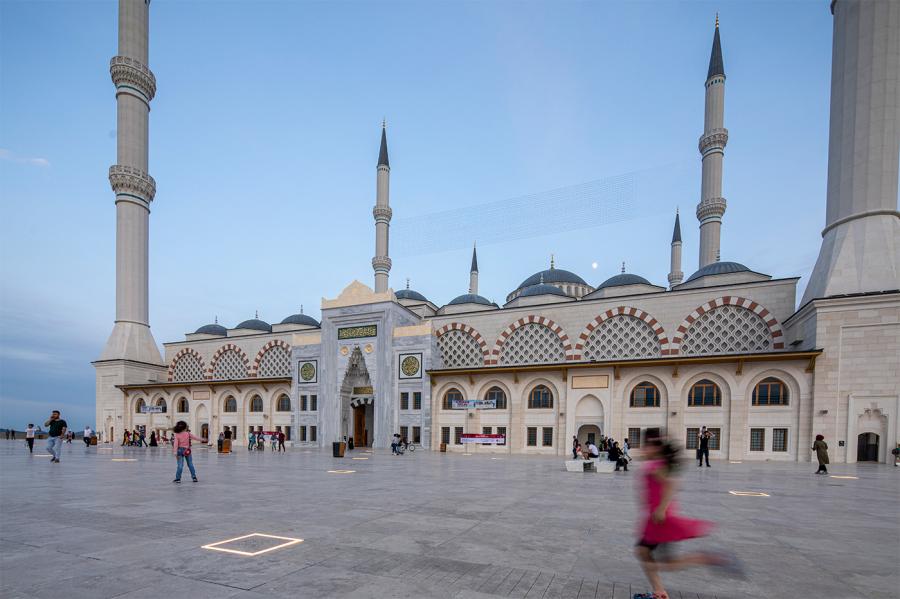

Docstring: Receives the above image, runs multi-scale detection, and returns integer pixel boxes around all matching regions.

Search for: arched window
[688,380,721,407]
[277,394,291,411]
[135,398,146,413]
[443,388,463,410]
[249,395,264,412]
[528,385,553,409]
[752,377,788,406]
[630,382,660,407]
[485,386,507,410]
[155,398,167,413]
[223,397,237,413]
[177,397,189,413]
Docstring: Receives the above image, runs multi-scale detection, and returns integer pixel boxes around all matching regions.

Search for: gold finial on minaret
[255,310,259,319]
[550,253,555,269]
[621,261,626,274]
[715,12,719,28]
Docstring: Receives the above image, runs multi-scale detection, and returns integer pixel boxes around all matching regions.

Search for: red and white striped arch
[671,296,784,355]
[488,315,575,365]
[573,306,671,359]
[167,347,205,382]
[434,322,489,365]
[207,343,251,379]
[251,339,292,377]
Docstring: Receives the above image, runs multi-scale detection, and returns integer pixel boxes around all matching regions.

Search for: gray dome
[194,323,226,336]
[280,313,320,327]
[596,273,653,289]
[518,268,587,290]
[447,293,497,307]
[396,289,429,303]
[234,318,272,332]
[686,261,750,282]
[519,283,568,298]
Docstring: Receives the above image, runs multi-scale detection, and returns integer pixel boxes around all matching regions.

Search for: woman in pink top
[172,420,205,483]
[634,437,741,599]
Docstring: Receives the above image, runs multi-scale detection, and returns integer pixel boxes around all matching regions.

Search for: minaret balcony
[699,128,728,154]
[110,56,156,102]
[696,197,727,222]
[372,255,392,272]
[372,206,393,223]
[109,165,156,204]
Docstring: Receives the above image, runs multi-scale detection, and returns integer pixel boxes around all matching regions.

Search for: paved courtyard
[0,440,897,599]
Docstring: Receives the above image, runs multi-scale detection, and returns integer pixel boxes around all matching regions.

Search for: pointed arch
[252,340,291,377]
[489,316,574,365]
[208,343,250,380]
[574,306,670,360]
[435,323,489,368]
[672,296,784,355]
[168,348,205,382]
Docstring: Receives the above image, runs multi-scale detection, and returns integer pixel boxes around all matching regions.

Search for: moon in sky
[591,262,598,269]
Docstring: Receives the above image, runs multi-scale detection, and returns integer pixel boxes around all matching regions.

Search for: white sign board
[451,399,496,410]
[140,406,164,414]
[461,434,505,444]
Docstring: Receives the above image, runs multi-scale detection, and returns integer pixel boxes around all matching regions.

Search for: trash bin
[333,441,346,457]
[440,443,447,453]
[223,439,232,453]
[348,437,354,451]
[90,436,98,446]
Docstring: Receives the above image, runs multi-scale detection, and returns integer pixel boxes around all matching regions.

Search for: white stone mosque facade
[94,0,900,464]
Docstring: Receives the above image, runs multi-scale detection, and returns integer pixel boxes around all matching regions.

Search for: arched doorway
[340,347,374,446]
[857,433,879,462]
[575,395,604,447]
[350,396,373,447]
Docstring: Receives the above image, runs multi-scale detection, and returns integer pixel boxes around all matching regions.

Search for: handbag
[177,445,191,457]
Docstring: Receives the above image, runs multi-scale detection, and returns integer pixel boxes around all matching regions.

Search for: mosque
[94,0,899,464]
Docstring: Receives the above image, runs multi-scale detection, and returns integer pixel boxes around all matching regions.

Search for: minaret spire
[372,122,392,292]
[696,16,728,269]
[469,243,479,295]
[668,209,684,288]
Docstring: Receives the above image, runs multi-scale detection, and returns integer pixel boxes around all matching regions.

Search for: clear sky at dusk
[0,0,835,428]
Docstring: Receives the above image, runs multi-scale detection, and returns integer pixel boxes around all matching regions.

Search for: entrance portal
[857,432,880,462]
[350,397,373,447]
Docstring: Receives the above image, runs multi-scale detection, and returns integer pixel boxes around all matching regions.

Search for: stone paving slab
[0,440,897,598]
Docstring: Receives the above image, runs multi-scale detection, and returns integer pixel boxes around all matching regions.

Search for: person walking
[138,429,148,447]
[83,426,93,448]
[697,427,712,467]
[8,429,15,440]
[149,431,158,447]
[813,434,829,474]
[172,420,205,483]
[572,436,579,460]
[25,424,35,454]
[248,431,255,451]
[277,430,286,453]
[43,410,67,463]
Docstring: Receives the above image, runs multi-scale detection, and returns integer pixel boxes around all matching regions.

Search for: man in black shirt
[698,427,712,467]
[43,410,67,463]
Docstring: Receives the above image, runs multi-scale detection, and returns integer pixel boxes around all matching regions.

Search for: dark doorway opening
[857,432,879,462]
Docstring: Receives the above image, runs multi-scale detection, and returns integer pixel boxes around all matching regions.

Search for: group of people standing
[247,430,287,452]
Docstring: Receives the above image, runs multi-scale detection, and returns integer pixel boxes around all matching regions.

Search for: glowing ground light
[327,470,355,474]
[111,458,137,462]
[491,457,503,460]
[34,454,53,457]
[728,490,770,497]
[351,457,369,460]
[830,475,859,480]
[202,533,303,557]
[729,461,743,464]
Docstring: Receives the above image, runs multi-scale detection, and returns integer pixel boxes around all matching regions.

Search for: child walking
[172,421,205,483]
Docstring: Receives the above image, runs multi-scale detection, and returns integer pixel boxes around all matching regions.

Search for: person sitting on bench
[587,441,600,458]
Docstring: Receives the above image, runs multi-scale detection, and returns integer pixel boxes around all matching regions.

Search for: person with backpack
[172,421,205,483]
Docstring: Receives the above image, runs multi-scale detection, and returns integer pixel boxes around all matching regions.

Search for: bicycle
[397,443,416,454]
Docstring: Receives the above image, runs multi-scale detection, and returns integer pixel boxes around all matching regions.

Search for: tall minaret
[668,210,684,287]
[801,0,900,303]
[696,15,728,269]
[469,244,479,294]
[372,122,392,293]
[99,0,162,365]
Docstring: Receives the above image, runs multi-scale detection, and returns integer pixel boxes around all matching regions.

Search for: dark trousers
[26,438,34,453]
[698,448,710,466]
[83,437,91,447]
[278,441,285,452]
[615,457,629,471]
[816,463,828,473]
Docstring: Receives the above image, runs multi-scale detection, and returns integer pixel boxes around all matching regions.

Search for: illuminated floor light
[729,461,743,464]
[351,457,369,460]
[728,490,770,497]
[491,457,503,460]
[327,470,355,474]
[111,458,137,462]
[202,533,303,556]
[830,475,858,480]
[34,454,53,457]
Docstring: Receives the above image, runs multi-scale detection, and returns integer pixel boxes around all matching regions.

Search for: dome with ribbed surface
[396,289,430,303]
[518,268,587,289]
[234,318,272,332]
[447,293,496,307]
[686,261,750,282]
[194,323,227,336]
[519,283,568,298]
[596,273,653,289]
[280,313,320,327]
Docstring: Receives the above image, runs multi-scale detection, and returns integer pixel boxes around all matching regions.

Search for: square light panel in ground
[202,533,303,556]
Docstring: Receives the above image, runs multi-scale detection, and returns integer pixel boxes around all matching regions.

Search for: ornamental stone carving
[698,128,728,154]
[696,197,727,221]
[109,55,156,101]
[372,255,392,271]
[109,165,156,203]
[372,206,393,222]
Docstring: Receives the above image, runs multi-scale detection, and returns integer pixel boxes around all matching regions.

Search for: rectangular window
[441,426,450,445]
[413,392,422,410]
[310,426,317,442]
[542,427,553,447]
[750,428,765,451]
[482,426,492,445]
[300,395,307,411]
[686,427,699,450]
[284,426,291,441]
[497,426,507,445]
[707,428,721,451]
[310,395,317,411]
[628,427,642,449]
[772,428,788,452]
[400,392,409,410]
[454,427,463,445]
[300,426,307,442]
[412,426,421,444]
[400,426,408,441]
[527,427,537,447]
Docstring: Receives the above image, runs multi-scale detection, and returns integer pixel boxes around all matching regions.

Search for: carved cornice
[699,128,728,154]
[109,165,156,204]
[372,255,392,271]
[696,197,727,221]
[372,206,393,223]
[110,56,156,102]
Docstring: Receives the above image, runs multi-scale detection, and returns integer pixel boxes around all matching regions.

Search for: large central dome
[507,263,593,302]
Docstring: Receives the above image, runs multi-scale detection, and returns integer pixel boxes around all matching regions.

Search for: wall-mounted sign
[398,352,422,379]
[571,375,610,389]
[192,390,210,401]
[140,406,165,414]
[352,386,373,395]
[298,360,317,383]
[461,434,505,444]
[338,325,377,340]
[451,399,496,410]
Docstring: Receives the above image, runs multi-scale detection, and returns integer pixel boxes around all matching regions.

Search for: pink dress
[639,459,713,544]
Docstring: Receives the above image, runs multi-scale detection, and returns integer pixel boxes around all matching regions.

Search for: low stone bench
[565,458,618,473]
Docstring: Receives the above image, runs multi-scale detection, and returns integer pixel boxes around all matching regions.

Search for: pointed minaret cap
[672,209,682,243]
[378,120,390,168]
[470,243,479,273]
[707,14,725,80]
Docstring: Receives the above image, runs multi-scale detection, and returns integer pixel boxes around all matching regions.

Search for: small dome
[280,313,320,327]
[596,273,653,289]
[234,318,272,332]
[447,293,497,307]
[194,323,226,336]
[518,268,587,290]
[685,261,750,282]
[519,283,568,298]
[396,289,429,303]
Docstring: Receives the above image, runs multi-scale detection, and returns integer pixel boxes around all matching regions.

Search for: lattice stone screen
[172,354,204,382]
[583,315,661,360]
[437,330,483,368]
[257,346,290,377]
[681,306,772,355]
[211,350,248,380]
[499,323,565,365]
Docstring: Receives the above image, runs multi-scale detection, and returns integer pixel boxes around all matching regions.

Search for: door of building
[353,405,366,447]
[857,432,879,462]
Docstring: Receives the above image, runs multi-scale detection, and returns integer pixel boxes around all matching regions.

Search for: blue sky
[0,0,834,428]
